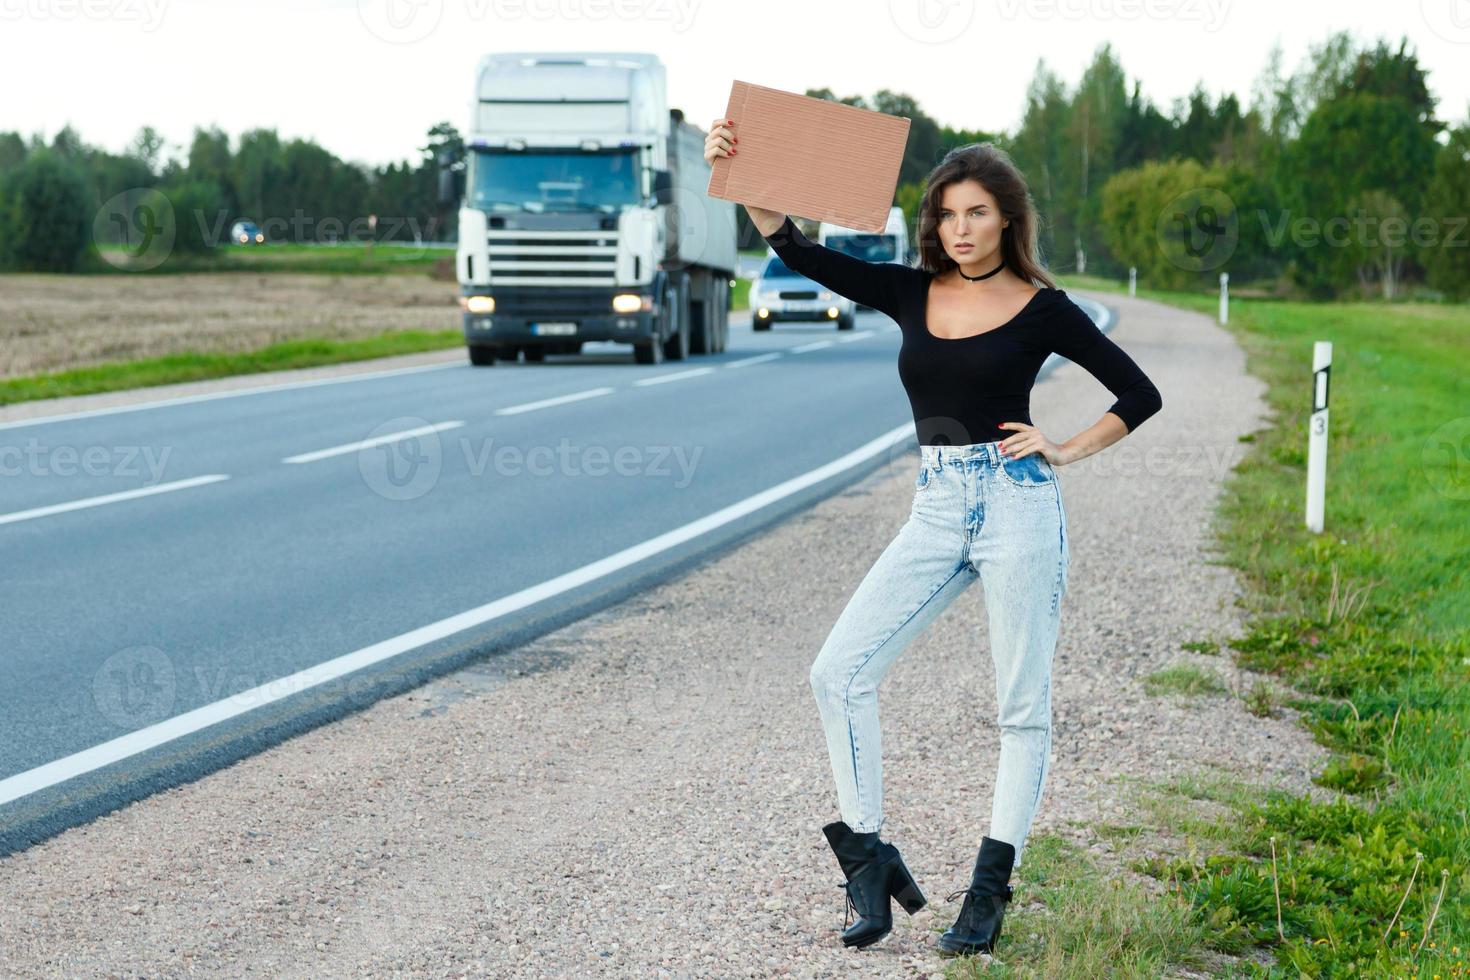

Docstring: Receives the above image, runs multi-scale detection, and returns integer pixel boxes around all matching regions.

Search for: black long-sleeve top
[761,216,1163,446]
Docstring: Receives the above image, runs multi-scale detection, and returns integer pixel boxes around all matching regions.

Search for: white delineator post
[1129,266,1136,296]
[1219,271,1229,324]
[1306,341,1332,533]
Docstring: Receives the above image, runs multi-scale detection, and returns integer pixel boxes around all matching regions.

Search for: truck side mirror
[437,150,463,207]
[652,169,672,205]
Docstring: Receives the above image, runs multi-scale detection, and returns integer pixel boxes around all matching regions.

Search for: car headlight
[463,295,495,314]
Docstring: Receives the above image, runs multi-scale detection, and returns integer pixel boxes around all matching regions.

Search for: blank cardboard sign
[706,80,911,233]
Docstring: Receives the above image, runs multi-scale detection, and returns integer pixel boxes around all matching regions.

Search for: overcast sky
[3,0,1468,167]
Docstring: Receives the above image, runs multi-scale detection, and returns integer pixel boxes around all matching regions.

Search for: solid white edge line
[0,474,231,527]
[0,421,919,807]
[0,362,463,433]
[281,421,466,465]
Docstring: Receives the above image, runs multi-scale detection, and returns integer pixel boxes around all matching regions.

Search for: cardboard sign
[706,80,911,234]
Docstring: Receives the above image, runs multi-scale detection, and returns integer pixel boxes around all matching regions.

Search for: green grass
[0,330,464,405]
[1142,664,1230,699]
[1048,272,1470,977]
[933,833,1238,978]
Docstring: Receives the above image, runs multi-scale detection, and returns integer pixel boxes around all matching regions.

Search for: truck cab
[448,52,738,366]
[817,206,911,313]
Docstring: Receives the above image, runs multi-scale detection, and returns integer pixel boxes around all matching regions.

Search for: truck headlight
[612,293,651,313]
[463,295,495,314]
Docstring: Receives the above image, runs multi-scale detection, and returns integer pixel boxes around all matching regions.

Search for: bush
[161,180,227,256]
[0,148,90,272]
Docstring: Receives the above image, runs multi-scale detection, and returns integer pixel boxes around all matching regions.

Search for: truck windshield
[824,234,897,262]
[469,148,639,213]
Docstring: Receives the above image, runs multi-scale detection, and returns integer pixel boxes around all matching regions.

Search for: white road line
[791,340,836,353]
[0,362,463,433]
[632,367,715,387]
[0,474,231,527]
[0,420,919,808]
[836,330,876,343]
[725,353,782,369]
[281,421,466,465]
[494,387,615,416]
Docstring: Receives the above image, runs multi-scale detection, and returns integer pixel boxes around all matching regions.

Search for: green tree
[1422,122,1470,299]
[1278,92,1440,295]
[0,148,91,272]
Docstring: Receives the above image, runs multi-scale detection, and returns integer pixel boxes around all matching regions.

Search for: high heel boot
[936,835,1016,957]
[822,820,927,949]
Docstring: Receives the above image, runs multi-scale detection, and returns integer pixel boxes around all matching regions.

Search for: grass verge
[0,330,464,405]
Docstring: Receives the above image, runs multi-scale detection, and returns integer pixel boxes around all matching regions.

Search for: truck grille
[487,229,618,286]
[492,290,615,318]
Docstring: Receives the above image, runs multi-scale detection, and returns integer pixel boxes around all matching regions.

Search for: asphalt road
[0,298,1110,855]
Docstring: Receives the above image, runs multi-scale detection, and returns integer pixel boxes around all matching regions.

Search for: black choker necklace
[957,257,1005,281]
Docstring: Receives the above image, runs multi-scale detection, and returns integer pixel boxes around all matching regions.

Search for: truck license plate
[531,322,578,335]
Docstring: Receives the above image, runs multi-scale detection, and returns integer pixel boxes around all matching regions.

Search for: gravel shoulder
[0,291,1331,977]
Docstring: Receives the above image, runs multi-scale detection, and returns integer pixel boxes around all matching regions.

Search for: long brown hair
[914,143,1054,288]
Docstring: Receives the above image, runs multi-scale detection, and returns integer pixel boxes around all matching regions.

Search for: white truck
[447,52,738,366]
[817,206,911,312]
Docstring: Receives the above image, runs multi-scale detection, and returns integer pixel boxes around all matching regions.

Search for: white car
[749,254,855,331]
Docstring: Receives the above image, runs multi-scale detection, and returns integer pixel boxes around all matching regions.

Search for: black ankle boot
[936,835,1016,957]
[822,821,927,949]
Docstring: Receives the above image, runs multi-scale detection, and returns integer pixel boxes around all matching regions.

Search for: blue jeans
[808,439,1070,868]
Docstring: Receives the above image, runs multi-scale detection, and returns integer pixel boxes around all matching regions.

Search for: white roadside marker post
[1306,341,1332,533]
[1219,271,1229,324]
[1129,266,1136,296]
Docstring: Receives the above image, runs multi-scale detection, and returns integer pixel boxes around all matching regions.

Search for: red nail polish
[726,119,733,125]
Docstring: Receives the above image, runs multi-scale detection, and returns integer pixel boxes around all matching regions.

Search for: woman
[704,124,1162,955]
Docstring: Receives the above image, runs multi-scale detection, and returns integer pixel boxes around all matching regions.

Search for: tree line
[2,30,1468,299]
[0,122,462,272]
